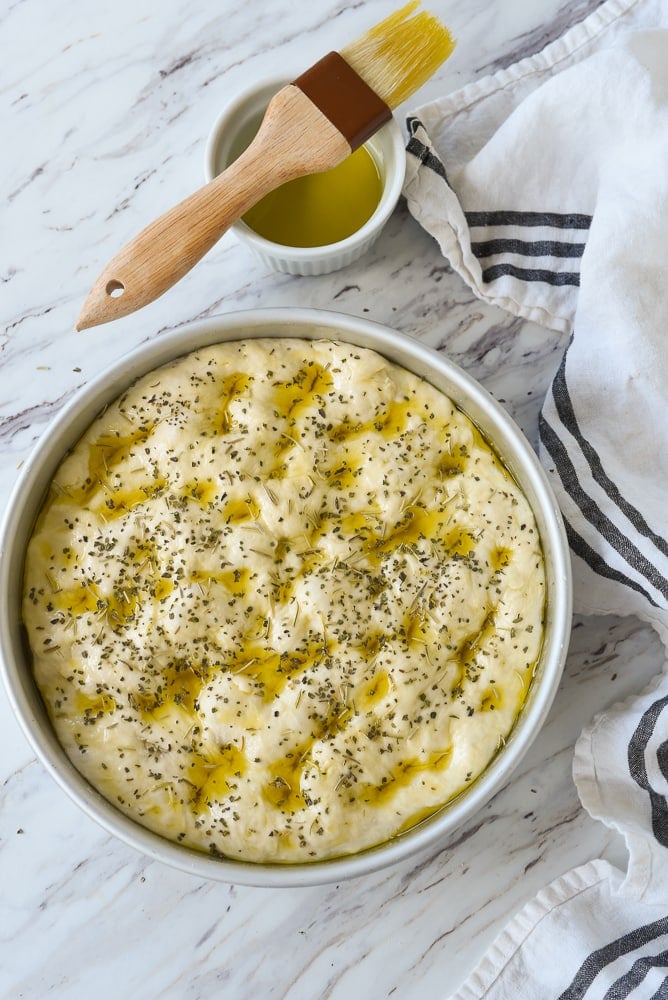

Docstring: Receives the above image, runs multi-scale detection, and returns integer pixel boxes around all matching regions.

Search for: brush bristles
[341,1,455,110]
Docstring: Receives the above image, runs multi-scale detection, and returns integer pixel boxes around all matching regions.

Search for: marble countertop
[2,0,664,996]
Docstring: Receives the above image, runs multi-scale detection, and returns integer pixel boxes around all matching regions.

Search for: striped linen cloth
[404,0,668,996]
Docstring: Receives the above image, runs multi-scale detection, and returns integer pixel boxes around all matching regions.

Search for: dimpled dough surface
[23,338,545,863]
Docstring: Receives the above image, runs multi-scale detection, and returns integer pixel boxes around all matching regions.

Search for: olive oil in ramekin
[242,145,382,248]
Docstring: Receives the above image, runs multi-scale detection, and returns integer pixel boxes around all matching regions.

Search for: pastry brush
[76,2,454,330]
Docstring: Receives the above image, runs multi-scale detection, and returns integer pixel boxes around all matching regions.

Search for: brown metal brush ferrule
[293,51,392,151]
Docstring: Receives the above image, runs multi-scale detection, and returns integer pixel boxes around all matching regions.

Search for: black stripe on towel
[562,515,661,608]
[650,976,668,999]
[551,347,668,560]
[466,210,592,229]
[557,917,668,999]
[405,135,448,181]
[471,238,586,259]
[539,414,668,603]
[405,117,448,181]
[481,263,580,286]
[627,696,668,848]
[406,115,422,137]
[602,950,668,999]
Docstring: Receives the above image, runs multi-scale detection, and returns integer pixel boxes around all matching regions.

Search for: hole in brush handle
[106,279,125,299]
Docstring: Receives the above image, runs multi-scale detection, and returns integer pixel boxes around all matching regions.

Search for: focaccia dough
[23,338,545,862]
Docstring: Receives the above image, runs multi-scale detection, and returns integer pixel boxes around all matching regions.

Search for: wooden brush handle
[76,85,350,330]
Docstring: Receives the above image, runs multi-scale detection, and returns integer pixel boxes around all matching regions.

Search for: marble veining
[1,0,663,996]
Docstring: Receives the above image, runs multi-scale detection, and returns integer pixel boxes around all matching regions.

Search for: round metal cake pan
[0,308,572,887]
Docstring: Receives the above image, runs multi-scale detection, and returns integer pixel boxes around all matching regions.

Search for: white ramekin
[204,79,407,275]
[0,309,572,887]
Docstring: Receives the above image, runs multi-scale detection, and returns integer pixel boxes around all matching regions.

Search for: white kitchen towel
[403,0,668,994]
[455,860,668,1000]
